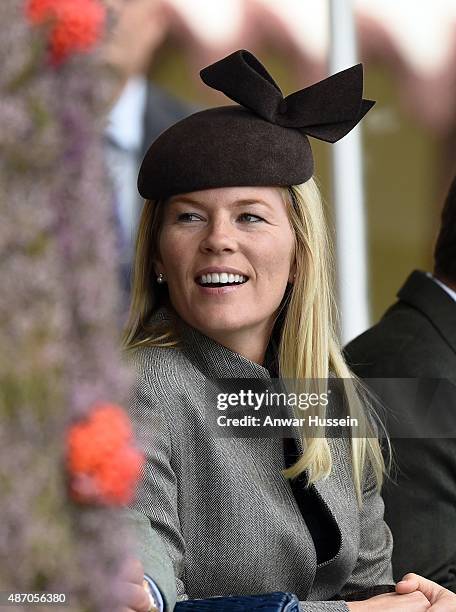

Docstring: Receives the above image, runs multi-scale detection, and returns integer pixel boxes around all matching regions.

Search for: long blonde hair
[123,179,386,504]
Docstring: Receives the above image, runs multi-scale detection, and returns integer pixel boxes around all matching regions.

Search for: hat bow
[200,49,375,143]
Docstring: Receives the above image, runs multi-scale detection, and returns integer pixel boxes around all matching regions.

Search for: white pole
[329,0,370,344]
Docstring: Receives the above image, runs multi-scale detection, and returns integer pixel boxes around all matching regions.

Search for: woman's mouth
[195,272,249,287]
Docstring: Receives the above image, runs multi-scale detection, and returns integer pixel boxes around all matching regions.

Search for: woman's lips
[195,279,248,295]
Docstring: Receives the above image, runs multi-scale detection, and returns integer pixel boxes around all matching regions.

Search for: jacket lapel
[397,270,456,354]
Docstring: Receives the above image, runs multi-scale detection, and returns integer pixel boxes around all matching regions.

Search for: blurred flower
[25,0,105,64]
[1,1,132,606]
[67,403,144,505]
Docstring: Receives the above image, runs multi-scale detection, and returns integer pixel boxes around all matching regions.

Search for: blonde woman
[120,51,456,612]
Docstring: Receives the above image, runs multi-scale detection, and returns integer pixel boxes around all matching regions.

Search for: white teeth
[198,272,247,285]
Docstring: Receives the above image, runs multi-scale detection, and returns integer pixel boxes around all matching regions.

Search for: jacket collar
[397,270,456,354]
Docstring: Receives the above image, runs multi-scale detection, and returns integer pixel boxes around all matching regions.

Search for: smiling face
[154,186,295,349]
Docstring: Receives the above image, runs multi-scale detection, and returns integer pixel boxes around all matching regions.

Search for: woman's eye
[177,213,203,222]
[238,212,264,223]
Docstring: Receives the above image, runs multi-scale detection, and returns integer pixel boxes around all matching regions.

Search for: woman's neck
[194,321,274,365]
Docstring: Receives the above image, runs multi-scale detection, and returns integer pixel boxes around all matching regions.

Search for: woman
[121,51,456,612]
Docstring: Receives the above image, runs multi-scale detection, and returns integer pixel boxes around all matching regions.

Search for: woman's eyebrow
[232,199,272,209]
[168,196,273,210]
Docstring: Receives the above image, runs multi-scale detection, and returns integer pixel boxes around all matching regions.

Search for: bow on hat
[200,49,375,143]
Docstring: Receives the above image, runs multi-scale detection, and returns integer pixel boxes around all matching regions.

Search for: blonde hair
[277,180,386,503]
[123,179,387,504]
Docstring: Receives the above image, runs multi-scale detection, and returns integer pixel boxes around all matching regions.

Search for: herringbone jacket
[128,307,393,611]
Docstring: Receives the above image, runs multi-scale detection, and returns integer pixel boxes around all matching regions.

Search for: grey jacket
[128,307,393,611]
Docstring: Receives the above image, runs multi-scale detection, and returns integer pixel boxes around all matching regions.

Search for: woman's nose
[199,219,237,254]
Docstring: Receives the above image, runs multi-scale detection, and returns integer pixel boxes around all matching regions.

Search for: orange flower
[67,403,144,505]
[26,0,105,64]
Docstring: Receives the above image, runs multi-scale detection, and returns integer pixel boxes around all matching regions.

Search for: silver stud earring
[156,273,166,284]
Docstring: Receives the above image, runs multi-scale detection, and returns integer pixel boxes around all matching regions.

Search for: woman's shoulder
[125,307,185,373]
[125,345,200,428]
[127,344,194,382]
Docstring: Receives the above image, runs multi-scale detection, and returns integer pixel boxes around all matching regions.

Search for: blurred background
[105,0,456,333]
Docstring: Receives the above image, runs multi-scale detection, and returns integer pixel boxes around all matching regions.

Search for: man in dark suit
[345,175,456,591]
[104,0,195,307]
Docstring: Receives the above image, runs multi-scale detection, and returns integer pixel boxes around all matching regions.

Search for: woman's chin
[190,309,252,337]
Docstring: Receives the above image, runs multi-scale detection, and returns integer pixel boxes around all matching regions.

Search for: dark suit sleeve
[346,331,456,592]
[382,437,456,591]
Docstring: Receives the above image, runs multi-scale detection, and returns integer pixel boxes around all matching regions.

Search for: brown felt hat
[137,50,375,200]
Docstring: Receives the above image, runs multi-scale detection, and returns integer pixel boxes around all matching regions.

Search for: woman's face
[155,186,295,341]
